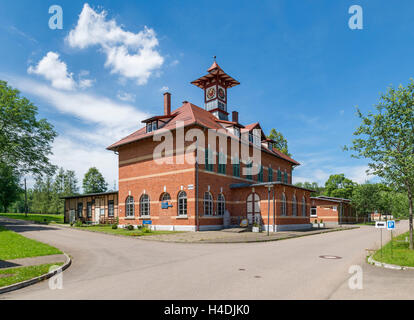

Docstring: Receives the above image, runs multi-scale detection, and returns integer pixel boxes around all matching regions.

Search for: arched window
[281,193,287,216]
[204,192,213,216]
[178,191,187,216]
[292,195,297,216]
[126,196,134,217]
[217,193,225,216]
[302,196,306,216]
[140,194,150,217]
[160,193,171,201]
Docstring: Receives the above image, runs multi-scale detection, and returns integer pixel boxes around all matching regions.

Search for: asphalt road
[1,217,413,300]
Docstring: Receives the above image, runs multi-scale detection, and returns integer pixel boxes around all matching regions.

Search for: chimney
[232,111,239,123]
[164,92,171,115]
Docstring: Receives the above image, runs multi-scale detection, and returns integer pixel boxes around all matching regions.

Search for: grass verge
[372,231,414,267]
[0,213,64,224]
[0,226,62,260]
[0,263,63,288]
[74,224,183,237]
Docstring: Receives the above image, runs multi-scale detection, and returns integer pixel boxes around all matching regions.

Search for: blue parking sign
[387,220,395,230]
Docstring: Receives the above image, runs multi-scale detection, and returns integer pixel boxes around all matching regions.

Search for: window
[146,121,158,133]
[126,196,134,217]
[87,202,92,218]
[178,191,187,216]
[203,192,213,216]
[249,133,254,143]
[284,170,288,184]
[281,193,287,216]
[253,132,261,147]
[233,127,240,139]
[140,194,150,217]
[247,193,261,214]
[268,167,273,182]
[77,203,83,218]
[310,207,317,217]
[161,193,171,201]
[217,193,225,216]
[258,164,263,182]
[302,197,306,216]
[246,161,252,180]
[205,148,213,171]
[108,200,114,217]
[232,158,240,177]
[277,169,282,182]
[292,195,297,216]
[218,152,226,174]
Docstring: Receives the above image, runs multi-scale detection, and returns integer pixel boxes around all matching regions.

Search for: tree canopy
[82,167,108,194]
[0,80,57,176]
[324,174,356,200]
[268,128,290,156]
[346,79,414,249]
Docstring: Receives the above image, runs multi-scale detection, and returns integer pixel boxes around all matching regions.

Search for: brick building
[62,191,118,224]
[107,62,313,231]
[310,196,356,225]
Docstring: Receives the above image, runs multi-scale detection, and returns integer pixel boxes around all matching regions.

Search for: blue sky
[1,1,413,189]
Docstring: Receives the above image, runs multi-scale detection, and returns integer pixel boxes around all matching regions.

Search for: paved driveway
[0,217,413,300]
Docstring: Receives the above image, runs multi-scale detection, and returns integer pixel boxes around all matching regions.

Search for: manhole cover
[254,275,261,278]
[319,255,342,260]
[238,268,246,271]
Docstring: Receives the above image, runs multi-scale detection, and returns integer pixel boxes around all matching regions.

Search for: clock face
[218,87,225,100]
[206,87,216,100]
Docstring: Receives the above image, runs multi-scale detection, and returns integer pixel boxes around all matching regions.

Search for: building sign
[161,201,173,209]
[187,184,194,190]
[375,221,386,229]
[142,220,152,225]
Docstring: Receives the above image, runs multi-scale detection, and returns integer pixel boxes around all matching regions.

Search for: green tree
[324,174,357,200]
[346,79,414,249]
[82,167,108,194]
[0,163,21,212]
[351,183,382,220]
[0,81,57,176]
[295,181,324,196]
[64,170,79,196]
[268,128,291,156]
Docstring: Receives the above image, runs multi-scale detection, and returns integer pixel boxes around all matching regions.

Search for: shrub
[126,224,134,231]
[74,219,82,227]
[142,227,151,233]
[112,224,118,230]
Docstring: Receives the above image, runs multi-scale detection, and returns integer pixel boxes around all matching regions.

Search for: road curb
[0,253,71,295]
[367,254,414,271]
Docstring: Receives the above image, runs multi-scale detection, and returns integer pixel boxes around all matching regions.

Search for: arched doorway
[247,193,260,225]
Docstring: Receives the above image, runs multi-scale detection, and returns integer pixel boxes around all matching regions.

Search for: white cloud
[160,86,169,92]
[28,52,76,90]
[67,3,164,85]
[117,91,136,102]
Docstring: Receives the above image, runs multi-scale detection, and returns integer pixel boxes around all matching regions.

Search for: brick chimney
[232,111,239,123]
[164,92,171,115]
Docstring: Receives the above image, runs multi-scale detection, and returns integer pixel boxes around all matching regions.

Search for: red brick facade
[310,196,357,224]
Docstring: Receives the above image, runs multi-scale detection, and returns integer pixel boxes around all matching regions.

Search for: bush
[126,224,134,231]
[111,224,118,230]
[142,227,151,233]
[74,219,82,227]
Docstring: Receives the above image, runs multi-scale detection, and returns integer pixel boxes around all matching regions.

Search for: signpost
[387,220,395,258]
[375,221,386,258]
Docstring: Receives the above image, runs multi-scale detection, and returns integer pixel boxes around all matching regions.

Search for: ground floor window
[178,191,187,216]
[217,193,225,216]
[204,192,213,216]
[108,200,114,217]
[77,203,83,218]
[87,202,92,218]
[302,197,306,216]
[140,194,150,217]
[310,207,317,217]
[292,195,297,216]
[126,196,134,217]
[161,193,171,201]
[281,193,287,216]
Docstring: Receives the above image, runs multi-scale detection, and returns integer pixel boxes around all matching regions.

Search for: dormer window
[146,121,158,133]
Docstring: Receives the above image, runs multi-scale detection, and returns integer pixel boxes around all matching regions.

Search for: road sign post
[376,221,387,258]
[387,220,396,258]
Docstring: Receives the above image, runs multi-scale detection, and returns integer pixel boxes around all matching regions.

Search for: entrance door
[69,210,75,224]
[95,208,100,224]
[247,193,260,225]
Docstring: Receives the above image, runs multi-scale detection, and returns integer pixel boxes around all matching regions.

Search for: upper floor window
[258,164,263,182]
[284,170,289,184]
[233,127,240,139]
[218,152,226,174]
[233,157,240,177]
[245,161,253,180]
[277,169,282,182]
[268,167,273,182]
[205,147,213,171]
[146,121,158,133]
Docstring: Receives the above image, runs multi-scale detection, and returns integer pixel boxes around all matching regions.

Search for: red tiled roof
[106,102,300,165]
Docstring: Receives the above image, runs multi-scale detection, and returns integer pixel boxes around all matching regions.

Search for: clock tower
[191,61,240,120]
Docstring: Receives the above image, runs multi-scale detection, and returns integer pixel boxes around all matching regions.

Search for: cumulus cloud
[28,52,76,90]
[66,3,164,85]
[117,91,136,102]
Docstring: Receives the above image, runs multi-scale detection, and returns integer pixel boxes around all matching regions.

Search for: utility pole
[24,178,28,217]
[195,138,199,232]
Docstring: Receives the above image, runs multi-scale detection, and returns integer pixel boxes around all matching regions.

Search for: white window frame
[178,191,187,216]
[126,196,135,217]
[140,194,150,217]
[203,192,213,216]
[217,193,225,216]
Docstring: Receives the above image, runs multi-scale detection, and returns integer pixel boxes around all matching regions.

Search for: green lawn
[0,226,62,260]
[373,231,414,267]
[0,213,64,224]
[0,263,63,288]
[74,224,183,237]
